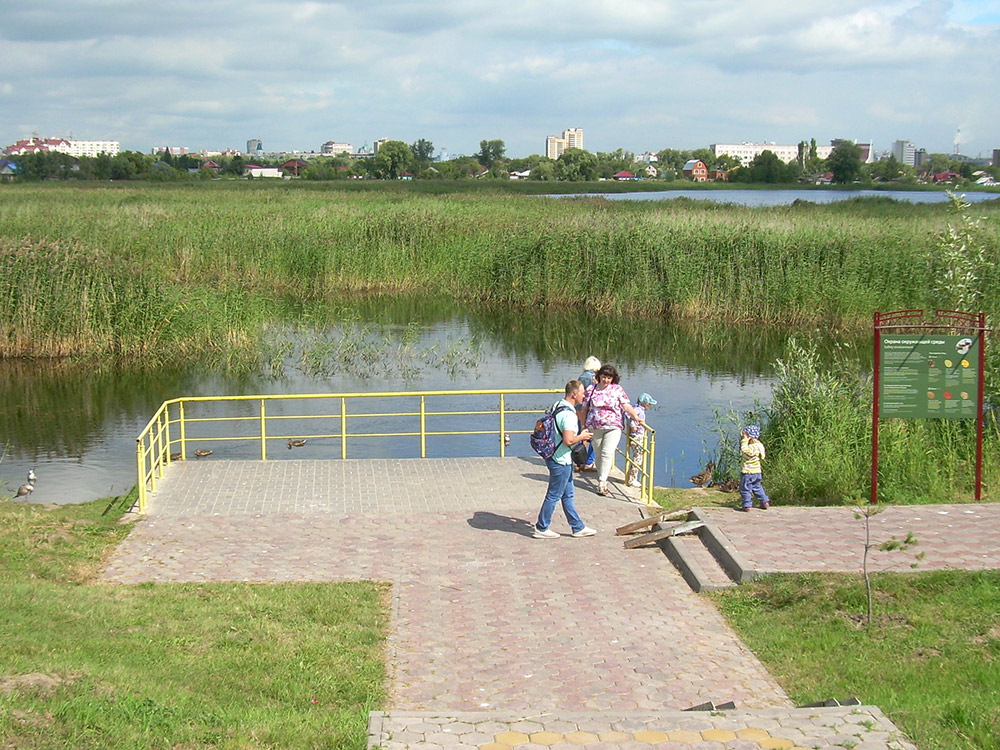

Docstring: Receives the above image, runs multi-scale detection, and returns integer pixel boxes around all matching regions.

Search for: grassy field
[0,496,386,749]
[712,571,1000,750]
[0,183,997,362]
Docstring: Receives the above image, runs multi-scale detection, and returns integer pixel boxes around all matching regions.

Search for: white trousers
[590,427,622,483]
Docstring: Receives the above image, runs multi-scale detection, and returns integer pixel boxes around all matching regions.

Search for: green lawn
[712,571,1000,750]
[0,496,387,749]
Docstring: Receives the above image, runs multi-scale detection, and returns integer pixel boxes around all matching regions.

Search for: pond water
[568,188,999,206]
[1,297,853,505]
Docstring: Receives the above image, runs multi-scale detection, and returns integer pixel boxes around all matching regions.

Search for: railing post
[420,395,427,458]
[499,393,506,457]
[178,401,187,460]
[164,406,172,466]
[136,439,147,513]
[340,397,348,459]
[149,430,158,494]
[645,430,656,504]
[259,399,267,461]
[156,409,167,479]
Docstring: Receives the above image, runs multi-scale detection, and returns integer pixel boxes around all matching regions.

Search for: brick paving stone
[699,504,1000,575]
[102,459,937,749]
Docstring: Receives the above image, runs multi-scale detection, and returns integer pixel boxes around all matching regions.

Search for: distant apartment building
[66,139,120,157]
[892,140,917,166]
[711,142,798,166]
[993,149,1000,168]
[710,140,879,167]
[710,142,826,167]
[4,136,119,157]
[545,127,584,159]
[321,141,353,155]
[246,139,263,156]
[373,139,390,153]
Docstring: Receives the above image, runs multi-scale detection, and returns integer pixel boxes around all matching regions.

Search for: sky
[2,1,998,159]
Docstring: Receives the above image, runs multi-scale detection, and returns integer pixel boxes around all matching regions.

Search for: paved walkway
[98,458,956,749]
[699,503,1000,574]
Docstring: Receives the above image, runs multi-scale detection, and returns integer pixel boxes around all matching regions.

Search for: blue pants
[536,458,584,533]
[740,473,770,508]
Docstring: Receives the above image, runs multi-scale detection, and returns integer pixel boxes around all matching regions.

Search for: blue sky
[1,1,997,158]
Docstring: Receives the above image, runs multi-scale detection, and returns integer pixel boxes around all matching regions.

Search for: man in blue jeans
[533,380,597,539]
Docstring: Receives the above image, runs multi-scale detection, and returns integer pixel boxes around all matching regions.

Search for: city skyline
[1,1,998,159]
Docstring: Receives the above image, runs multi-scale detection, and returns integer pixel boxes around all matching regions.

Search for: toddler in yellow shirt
[739,425,771,512]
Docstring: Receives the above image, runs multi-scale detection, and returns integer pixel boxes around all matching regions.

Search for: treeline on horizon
[5,137,998,187]
[0,183,997,367]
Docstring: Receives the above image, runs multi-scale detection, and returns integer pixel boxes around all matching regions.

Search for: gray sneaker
[532,527,560,539]
[571,526,597,537]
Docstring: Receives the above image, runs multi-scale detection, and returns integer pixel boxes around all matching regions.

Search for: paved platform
[699,502,1000,574]
[100,458,933,749]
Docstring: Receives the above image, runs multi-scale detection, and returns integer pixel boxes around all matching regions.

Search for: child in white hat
[626,393,657,487]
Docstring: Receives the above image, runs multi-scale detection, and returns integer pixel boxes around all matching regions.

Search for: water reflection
[0,296,866,504]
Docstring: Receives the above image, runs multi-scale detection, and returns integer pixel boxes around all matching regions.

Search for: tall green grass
[713,339,1000,503]
[0,183,997,359]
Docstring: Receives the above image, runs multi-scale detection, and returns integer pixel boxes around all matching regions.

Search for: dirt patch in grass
[0,672,80,697]
[838,610,911,630]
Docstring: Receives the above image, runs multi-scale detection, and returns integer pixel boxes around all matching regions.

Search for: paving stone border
[368,708,918,749]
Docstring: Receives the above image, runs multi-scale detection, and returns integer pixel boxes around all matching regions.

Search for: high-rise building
[545,128,584,159]
[246,139,262,156]
[545,135,566,160]
[892,140,916,167]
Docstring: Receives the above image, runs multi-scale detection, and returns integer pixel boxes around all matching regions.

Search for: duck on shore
[689,461,715,488]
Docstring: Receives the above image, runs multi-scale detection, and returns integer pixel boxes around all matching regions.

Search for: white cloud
[0,0,997,156]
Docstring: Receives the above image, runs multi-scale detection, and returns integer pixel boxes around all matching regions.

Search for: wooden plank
[623,528,674,548]
[615,508,690,535]
[622,520,705,549]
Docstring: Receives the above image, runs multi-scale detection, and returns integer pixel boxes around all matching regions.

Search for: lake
[1,299,828,505]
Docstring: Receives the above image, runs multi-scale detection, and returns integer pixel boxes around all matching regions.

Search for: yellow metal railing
[135,389,657,512]
[623,426,656,505]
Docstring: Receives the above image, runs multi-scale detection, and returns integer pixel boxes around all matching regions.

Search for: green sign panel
[879,334,979,418]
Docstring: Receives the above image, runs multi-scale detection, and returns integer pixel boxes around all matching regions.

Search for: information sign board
[879,334,979,418]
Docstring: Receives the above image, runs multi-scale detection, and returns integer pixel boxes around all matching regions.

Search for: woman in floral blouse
[579,364,647,496]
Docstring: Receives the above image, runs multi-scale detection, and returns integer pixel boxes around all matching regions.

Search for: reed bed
[0,183,997,360]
